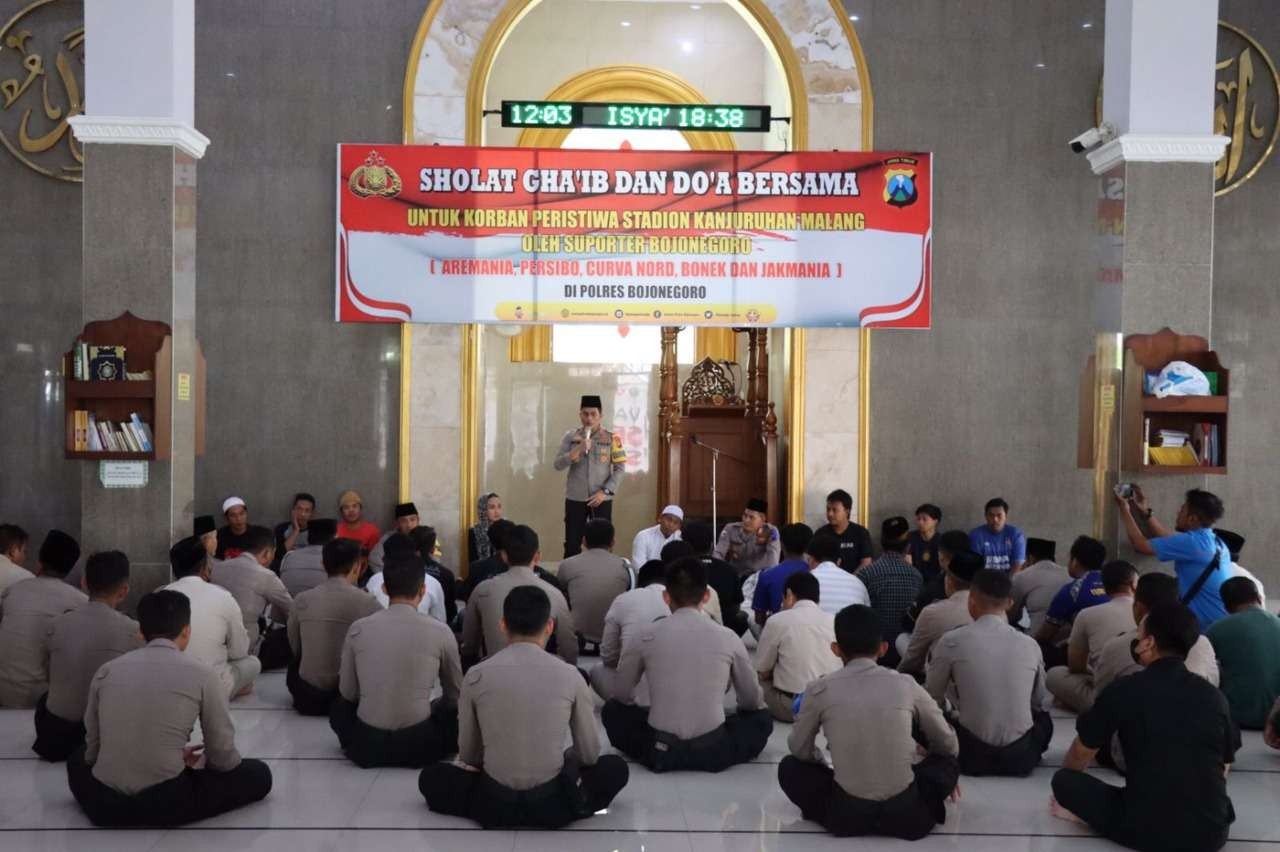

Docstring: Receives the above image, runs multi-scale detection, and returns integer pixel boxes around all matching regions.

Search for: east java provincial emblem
[884,167,917,207]
[348,150,402,198]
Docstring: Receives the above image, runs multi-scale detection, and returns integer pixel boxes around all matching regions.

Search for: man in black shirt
[216,496,255,560]
[681,522,748,636]
[814,489,873,573]
[902,530,971,633]
[1051,601,1237,852]
[461,520,515,602]
[906,503,942,584]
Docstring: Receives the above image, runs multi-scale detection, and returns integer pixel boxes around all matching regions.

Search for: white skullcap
[661,504,684,520]
[222,496,246,515]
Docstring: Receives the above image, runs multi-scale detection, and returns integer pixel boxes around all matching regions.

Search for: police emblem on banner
[348,150,402,198]
[883,160,918,207]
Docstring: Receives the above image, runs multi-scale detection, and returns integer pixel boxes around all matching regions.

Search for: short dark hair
[915,504,942,522]
[409,525,438,562]
[971,569,1013,603]
[242,525,275,556]
[1184,489,1224,525]
[1026,538,1056,562]
[826,489,853,512]
[307,519,337,546]
[805,533,842,564]
[1101,560,1137,594]
[487,518,516,551]
[1220,576,1261,611]
[681,521,713,555]
[169,537,206,578]
[138,590,191,641]
[1069,536,1107,573]
[383,532,416,559]
[664,556,708,607]
[1142,601,1199,658]
[503,585,551,636]
[322,538,361,577]
[1134,572,1179,609]
[0,523,28,553]
[38,530,80,577]
[780,523,813,556]
[504,525,539,566]
[785,570,820,604]
[881,516,910,552]
[834,604,882,656]
[938,530,972,558]
[984,497,1009,513]
[293,492,317,508]
[583,519,614,550]
[660,539,695,563]
[637,559,666,587]
[382,554,426,598]
[84,551,130,596]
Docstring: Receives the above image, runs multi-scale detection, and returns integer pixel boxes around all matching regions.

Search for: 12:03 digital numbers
[501,101,770,132]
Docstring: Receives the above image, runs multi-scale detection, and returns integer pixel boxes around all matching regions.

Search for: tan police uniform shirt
[615,606,762,740]
[789,657,959,801]
[554,427,625,502]
[45,601,142,721]
[1093,629,1220,695]
[755,600,840,694]
[85,639,241,795]
[459,641,600,790]
[287,576,381,691]
[0,554,31,596]
[280,545,327,599]
[1009,560,1069,633]
[898,590,973,676]
[0,576,86,707]
[713,522,781,577]
[556,548,632,643]
[1069,595,1137,672]
[925,613,1048,747]
[461,565,577,664]
[339,602,462,730]
[211,553,294,637]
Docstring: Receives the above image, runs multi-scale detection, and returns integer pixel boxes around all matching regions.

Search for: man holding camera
[554,395,625,559]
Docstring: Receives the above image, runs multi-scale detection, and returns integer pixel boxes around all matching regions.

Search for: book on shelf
[129,413,154,452]
[78,416,154,455]
[1143,417,1151,466]
[86,414,103,452]
[1149,445,1199,466]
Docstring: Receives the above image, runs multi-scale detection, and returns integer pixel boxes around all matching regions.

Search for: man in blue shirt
[752,523,813,626]
[1117,486,1229,629]
[969,498,1026,573]
[1033,536,1107,669]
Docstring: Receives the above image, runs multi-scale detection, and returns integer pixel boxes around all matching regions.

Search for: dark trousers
[723,607,750,637]
[286,660,337,717]
[32,694,85,762]
[1039,639,1068,670]
[778,753,959,840]
[257,628,291,671]
[601,700,772,773]
[564,499,612,559]
[329,696,458,768]
[67,748,272,827]
[954,710,1053,777]
[1052,769,1230,852]
[419,752,628,829]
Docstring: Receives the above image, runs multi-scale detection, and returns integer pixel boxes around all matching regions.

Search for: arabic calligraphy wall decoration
[0,0,83,183]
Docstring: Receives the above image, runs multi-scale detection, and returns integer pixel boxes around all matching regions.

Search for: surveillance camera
[1069,122,1116,154]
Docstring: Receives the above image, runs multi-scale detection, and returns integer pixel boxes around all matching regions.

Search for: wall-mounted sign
[335,145,933,328]
[0,0,84,182]
[99,461,147,489]
[501,100,772,133]
[177,372,191,401]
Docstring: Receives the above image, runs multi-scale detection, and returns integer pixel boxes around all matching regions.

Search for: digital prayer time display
[501,101,772,133]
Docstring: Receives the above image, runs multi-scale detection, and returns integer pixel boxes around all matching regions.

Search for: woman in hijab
[468,492,503,564]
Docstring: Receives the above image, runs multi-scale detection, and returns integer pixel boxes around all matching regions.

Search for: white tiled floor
[1,669,1277,851]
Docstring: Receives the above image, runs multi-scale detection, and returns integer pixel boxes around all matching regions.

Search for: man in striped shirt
[806,534,869,615]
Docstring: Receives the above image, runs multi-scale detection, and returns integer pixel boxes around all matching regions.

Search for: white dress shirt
[631,524,681,569]
[366,570,447,623]
[811,561,870,615]
[162,575,253,696]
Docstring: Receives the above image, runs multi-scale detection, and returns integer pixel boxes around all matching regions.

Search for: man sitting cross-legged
[756,571,840,722]
[329,554,462,767]
[602,556,772,772]
[66,590,272,826]
[778,604,960,840]
[419,586,629,828]
[926,569,1052,776]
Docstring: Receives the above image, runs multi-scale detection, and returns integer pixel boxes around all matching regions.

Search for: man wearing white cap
[216,496,254,560]
[631,505,684,568]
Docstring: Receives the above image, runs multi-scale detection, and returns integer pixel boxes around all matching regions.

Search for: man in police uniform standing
[554,395,625,559]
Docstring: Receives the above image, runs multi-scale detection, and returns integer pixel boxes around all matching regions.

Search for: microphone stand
[689,435,722,534]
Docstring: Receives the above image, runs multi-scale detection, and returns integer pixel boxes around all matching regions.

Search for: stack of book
[1156,429,1190,447]
[71,411,154,454]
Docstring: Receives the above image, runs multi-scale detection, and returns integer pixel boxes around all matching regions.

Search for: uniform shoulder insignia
[465,669,483,685]
[95,667,109,680]
[808,681,827,696]
[640,630,656,642]
[296,598,309,611]
[349,624,362,637]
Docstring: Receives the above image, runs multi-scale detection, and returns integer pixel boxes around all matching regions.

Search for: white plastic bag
[1152,360,1210,398]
